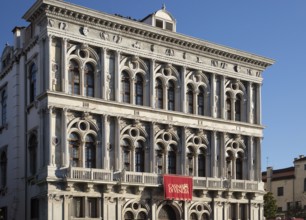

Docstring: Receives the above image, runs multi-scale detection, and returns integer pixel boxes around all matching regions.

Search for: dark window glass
[88,198,97,218]
[31,198,39,219]
[73,197,84,218]
[124,211,134,220]
[226,94,231,120]
[168,149,176,174]
[165,22,173,31]
[156,78,163,109]
[235,95,241,121]
[69,133,80,167]
[156,150,163,174]
[121,71,130,103]
[135,142,144,172]
[137,212,147,220]
[156,19,163,28]
[122,143,131,171]
[0,207,7,220]
[1,90,7,125]
[236,157,243,180]
[29,63,37,102]
[198,152,206,177]
[198,86,205,116]
[85,63,94,97]
[168,81,175,111]
[187,84,193,114]
[135,74,143,105]
[29,134,37,175]
[68,60,80,95]
[277,187,284,196]
[0,152,7,188]
[85,135,95,168]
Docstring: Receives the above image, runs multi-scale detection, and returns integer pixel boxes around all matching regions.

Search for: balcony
[66,167,113,183]
[114,170,162,187]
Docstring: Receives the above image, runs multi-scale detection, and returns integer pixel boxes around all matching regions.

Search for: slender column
[248,137,254,180]
[181,127,187,175]
[47,106,53,166]
[211,131,217,178]
[193,90,198,115]
[114,117,121,171]
[257,83,262,124]
[62,108,69,167]
[220,75,225,119]
[247,82,253,123]
[100,48,107,99]
[257,138,262,181]
[61,38,68,93]
[103,115,110,169]
[114,51,121,102]
[150,123,155,173]
[47,35,52,91]
[164,84,168,110]
[220,132,226,177]
[210,73,216,118]
[181,66,187,113]
[231,97,236,121]
[131,77,136,105]
[150,59,156,108]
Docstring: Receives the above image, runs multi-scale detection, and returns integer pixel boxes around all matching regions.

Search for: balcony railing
[67,167,113,182]
[65,167,262,192]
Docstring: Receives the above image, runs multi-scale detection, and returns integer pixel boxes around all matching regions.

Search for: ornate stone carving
[165,48,174,56]
[48,19,55,27]
[132,41,141,49]
[59,22,68,30]
[100,31,109,40]
[81,26,89,36]
[113,35,122,43]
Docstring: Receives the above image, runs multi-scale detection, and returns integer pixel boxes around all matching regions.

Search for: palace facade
[0,0,273,219]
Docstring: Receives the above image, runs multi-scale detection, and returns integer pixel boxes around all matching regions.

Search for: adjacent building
[0,0,273,219]
[262,155,306,218]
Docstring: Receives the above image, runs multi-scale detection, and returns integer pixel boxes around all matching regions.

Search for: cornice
[23,0,274,70]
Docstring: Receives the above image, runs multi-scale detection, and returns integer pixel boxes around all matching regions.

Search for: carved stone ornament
[183,52,186,59]
[233,64,241,73]
[49,19,55,27]
[81,26,89,36]
[165,48,174,56]
[132,41,141,49]
[113,35,122,44]
[151,44,155,52]
[100,31,109,40]
[196,57,203,63]
[59,22,68,30]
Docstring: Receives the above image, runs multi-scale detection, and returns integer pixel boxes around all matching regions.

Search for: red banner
[163,175,193,201]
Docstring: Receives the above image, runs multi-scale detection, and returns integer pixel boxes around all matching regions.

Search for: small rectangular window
[88,198,98,218]
[165,22,173,31]
[31,198,39,219]
[277,187,284,196]
[156,19,163,28]
[73,197,84,218]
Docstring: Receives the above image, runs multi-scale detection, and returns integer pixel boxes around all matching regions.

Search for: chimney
[12,26,25,50]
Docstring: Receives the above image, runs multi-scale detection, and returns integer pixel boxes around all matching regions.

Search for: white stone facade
[0,0,273,219]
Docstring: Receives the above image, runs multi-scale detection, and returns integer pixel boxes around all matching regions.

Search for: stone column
[257,138,262,181]
[257,83,262,125]
[101,48,107,99]
[248,137,254,180]
[61,38,68,93]
[181,66,187,113]
[114,117,121,171]
[247,82,253,123]
[47,106,53,166]
[103,115,110,169]
[211,131,217,178]
[181,127,187,175]
[231,97,236,121]
[210,73,216,118]
[62,108,69,167]
[47,35,53,91]
[220,75,225,119]
[150,59,156,108]
[193,90,198,115]
[220,132,226,177]
[149,122,155,173]
[114,51,121,102]
[164,84,168,111]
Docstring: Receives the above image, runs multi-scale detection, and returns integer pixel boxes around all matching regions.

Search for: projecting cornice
[23,0,274,70]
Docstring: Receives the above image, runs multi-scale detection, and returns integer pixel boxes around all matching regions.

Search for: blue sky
[1,0,305,171]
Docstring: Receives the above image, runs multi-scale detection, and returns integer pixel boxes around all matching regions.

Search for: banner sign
[163,175,193,201]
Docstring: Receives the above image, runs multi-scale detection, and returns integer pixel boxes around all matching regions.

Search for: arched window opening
[135,74,143,105]
[121,71,130,103]
[29,134,37,175]
[158,205,177,220]
[190,213,197,220]
[226,93,231,120]
[156,78,163,109]
[168,145,176,174]
[68,60,80,95]
[201,213,209,220]
[84,63,94,97]
[168,81,175,111]
[122,140,131,171]
[226,151,233,179]
[156,147,164,174]
[198,86,205,116]
[69,132,81,167]
[29,63,37,102]
[1,90,7,125]
[85,134,96,168]
[135,142,145,172]
[137,212,147,220]
[187,148,194,176]
[236,154,243,180]
[124,211,134,220]
[198,149,206,177]
[187,84,193,114]
[0,152,7,188]
[235,95,242,121]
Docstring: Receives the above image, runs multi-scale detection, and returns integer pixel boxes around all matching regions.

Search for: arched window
[235,95,241,121]
[156,145,164,174]
[190,213,197,220]
[124,211,134,220]
[158,205,177,220]
[135,74,143,105]
[84,63,94,97]
[187,148,194,176]
[168,145,176,174]
[236,156,243,180]
[226,93,231,120]
[201,213,209,220]
[121,71,130,103]
[29,134,37,175]
[137,212,147,220]
[69,133,81,167]
[85,134,95,168]
[187,84,193,114]
[1,90,7,125]
[168,81,175,111]
[198,149,206,177]
[0,152,7,188]
[135,142,144,172]
[198,86,205,116]
[68,60,80,95]
[122,140,131,171]
[29,63,37,102]
[156,78,163,109]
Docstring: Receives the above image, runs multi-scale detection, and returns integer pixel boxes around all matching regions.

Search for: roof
[262,167,295,182]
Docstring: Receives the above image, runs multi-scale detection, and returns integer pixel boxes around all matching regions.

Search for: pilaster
[61,38,68,93]
[114,51,121,102]
[62,108,69,167]
[181,66,187,113]
[220,75,225,119]
[211,72,216,118]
